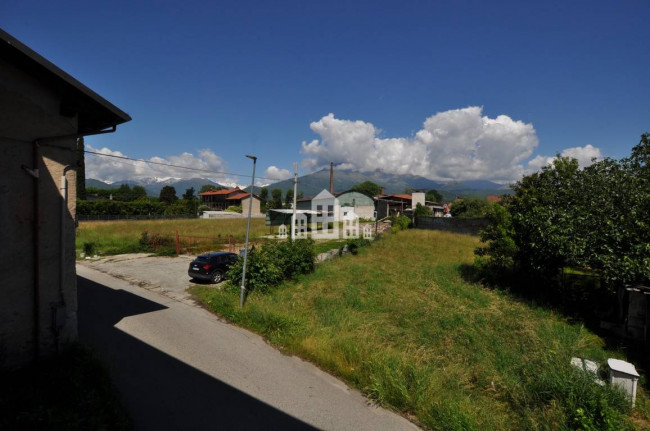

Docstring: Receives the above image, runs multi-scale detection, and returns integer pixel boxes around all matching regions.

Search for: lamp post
[240,154,257,307]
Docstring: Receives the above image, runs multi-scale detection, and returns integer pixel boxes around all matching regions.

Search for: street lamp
[240,154,257,307]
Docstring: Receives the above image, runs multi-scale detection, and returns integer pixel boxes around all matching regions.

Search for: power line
[84,150,287,182]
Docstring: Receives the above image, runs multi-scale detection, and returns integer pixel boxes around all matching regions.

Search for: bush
[77,200,166,216]
[138,231,174,253]
[345,237,371,255]
[225,205,242,213]
[390,215,412,232]
[414,202,432,217]
[82,242,96,256]
[450,197,493,219]
[227,239,315,293]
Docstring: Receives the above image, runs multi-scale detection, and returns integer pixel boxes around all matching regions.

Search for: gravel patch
[77,253,220,306]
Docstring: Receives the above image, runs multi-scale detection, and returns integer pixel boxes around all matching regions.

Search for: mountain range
[86,169,512,201]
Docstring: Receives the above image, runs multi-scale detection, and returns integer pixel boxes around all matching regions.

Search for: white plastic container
[607,358,640,406]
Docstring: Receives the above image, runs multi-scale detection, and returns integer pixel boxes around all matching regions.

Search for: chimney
[329,162,334,194]
[381,187,385,196]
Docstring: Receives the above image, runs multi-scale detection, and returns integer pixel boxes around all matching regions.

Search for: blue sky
[2,0,649,185]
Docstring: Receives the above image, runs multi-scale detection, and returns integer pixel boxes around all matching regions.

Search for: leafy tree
[114,184,133,201]
[426,189,443,203]
[259,187,268,202]
[159,185,178,204]
[284,189,294,208]
[268,188,283,209]
[132,186,147,200]
[450,197,493,218]
[182,187,196,201]
[414,202,432,217]
[477,133,650,291]
[351,181,382,198]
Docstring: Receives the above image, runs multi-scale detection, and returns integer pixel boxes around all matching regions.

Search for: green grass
[0,343,131,430]
[191,229,650,430]
[76,218,268,256]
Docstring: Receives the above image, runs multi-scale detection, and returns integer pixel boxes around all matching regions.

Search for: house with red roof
[199,187,261,214]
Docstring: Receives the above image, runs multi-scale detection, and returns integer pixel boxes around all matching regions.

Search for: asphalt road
[77,265,420,431]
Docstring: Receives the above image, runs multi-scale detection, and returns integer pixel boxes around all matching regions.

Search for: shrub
[227,239,315,293]
[138,231,174,253]
[391,215,412,231]
[450,197,493,218]
[414,202,432,217]
[345,237,371,255]
[82,242,95,256]
[225,205,242,213]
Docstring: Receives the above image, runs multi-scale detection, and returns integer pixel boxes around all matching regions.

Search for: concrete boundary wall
[414,217,489,235]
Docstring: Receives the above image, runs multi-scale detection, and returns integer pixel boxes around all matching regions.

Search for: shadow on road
[78,275,317,431]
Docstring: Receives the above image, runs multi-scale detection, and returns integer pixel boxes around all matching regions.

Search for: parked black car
[188,252,239,283]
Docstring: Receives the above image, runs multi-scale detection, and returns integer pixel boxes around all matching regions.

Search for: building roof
[199,188,238,196]
[376,193,412,201]
[0,28,131,134]
[226,192,251,200]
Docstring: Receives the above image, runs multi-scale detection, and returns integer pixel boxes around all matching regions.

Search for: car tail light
[202,264,212,270]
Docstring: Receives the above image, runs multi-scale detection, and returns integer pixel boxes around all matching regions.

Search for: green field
[76,218,269,256]
[191,229,650,430]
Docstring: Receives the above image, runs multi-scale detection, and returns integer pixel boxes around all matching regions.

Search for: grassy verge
[76,218,268,257]
[0,343,131,430]
[191,229,650,430]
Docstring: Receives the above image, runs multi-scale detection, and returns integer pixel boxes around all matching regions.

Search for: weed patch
[190,230,649,430]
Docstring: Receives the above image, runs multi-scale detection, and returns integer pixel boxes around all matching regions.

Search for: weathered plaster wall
[0,57,78,367]
[241,196,261,215]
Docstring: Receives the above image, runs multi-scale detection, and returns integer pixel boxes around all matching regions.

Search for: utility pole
[241,154,257,308]
[291,163,298,240]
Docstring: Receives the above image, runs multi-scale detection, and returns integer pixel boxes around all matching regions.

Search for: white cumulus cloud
[85,145,228,183]
[526,144,602,173]
[300,107,541,183]
[264,166,292,181]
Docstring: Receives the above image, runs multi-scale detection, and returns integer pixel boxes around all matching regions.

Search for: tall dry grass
[76,218,269,256]
[192,229,648,430]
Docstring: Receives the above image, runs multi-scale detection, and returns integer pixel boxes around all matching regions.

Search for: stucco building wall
[0,56,79,367]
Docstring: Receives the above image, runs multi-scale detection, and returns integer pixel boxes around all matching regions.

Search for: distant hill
[87,171,512,201]
[86,177,228,197]
[261,169,511,201]
[86,178,113,189]
[264,169,445,197]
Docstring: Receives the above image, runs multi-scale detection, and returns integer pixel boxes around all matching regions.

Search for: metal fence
[77,214,199,222]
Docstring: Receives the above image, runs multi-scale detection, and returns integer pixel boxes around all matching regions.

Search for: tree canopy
[476,133,650,290]
[351,181,382,197]
[159,185,178,204]
[426,189,443,203]
[450,197,493,218]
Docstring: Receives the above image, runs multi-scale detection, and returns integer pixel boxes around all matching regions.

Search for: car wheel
[211,270,223,284]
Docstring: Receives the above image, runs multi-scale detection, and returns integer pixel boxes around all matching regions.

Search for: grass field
[77,218,355,257]
[191,229,650,430]
[76,218,269,256]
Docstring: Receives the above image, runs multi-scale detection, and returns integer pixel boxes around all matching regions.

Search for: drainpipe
[19,126,118,361]
[22,141,41,361]
[52,165,72,352]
